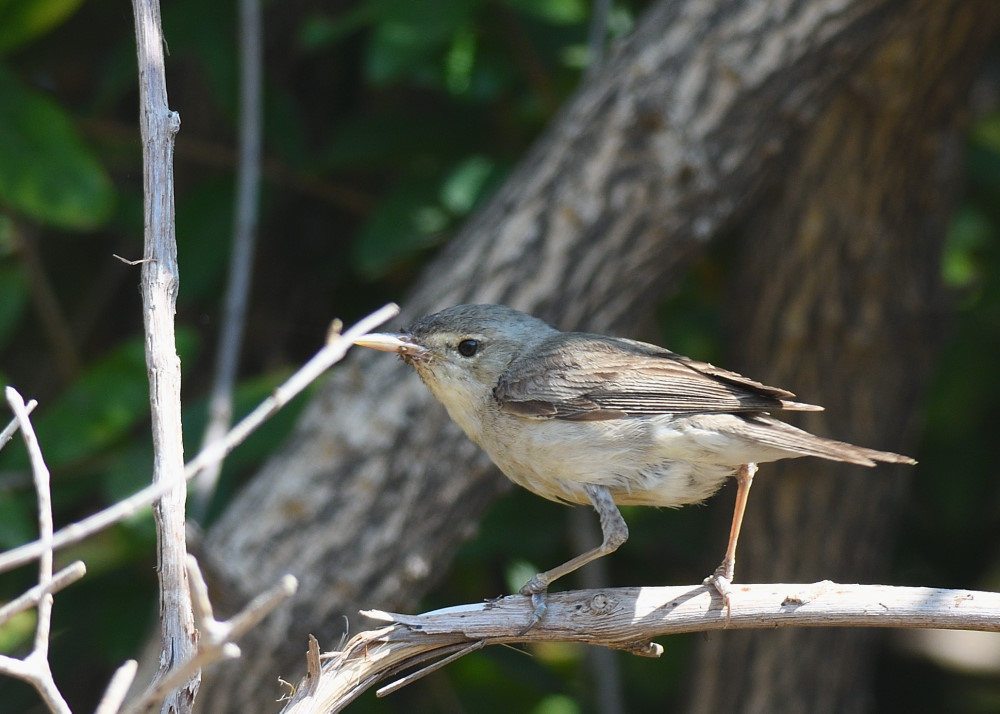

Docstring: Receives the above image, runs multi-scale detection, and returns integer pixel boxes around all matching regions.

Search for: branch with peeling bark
[281,583,1000,714]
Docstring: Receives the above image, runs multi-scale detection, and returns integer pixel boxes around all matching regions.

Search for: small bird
[354,304,915,626]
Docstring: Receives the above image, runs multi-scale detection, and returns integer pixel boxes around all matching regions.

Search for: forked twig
[121,556,297,714]
[0,398,37,453]
[0,388,71,714]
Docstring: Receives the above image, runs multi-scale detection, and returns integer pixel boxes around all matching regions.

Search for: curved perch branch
[280,582,1000,713]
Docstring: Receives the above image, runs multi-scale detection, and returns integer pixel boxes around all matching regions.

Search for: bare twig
[279,583,1000,713]
[0,397,37,453]
[131,0,197,709]
[122,556,297,714]
[113,254,154,266]
[95,660,139,714]
[192,0,264,521]
[0,561,86,624]
[0,304,399,577]
[375,640,485,697]
[0,388,71,714]
[181,304,398,480]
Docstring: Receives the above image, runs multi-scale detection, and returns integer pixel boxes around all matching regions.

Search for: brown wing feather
[494,333,822,420]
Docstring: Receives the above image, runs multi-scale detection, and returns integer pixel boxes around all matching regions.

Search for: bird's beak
[353,332,428,358]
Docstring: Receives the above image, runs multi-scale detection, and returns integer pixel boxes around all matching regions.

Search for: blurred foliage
[0,66,114,229]
[0,0,997,712]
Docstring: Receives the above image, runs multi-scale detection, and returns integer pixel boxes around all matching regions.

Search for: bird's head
[353,304,558,419]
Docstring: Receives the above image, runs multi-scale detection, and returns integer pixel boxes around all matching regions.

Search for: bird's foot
[518,576,550,634]
[703,561,735,625]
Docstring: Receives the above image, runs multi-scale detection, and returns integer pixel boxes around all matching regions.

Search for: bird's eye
[457,339,480,357]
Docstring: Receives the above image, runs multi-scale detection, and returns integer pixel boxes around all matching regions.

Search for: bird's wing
[494,333,822,421]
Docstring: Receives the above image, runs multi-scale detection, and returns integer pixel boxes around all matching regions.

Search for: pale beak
[353,332,428,357]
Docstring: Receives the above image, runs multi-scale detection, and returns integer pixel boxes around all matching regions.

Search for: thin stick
[0,561,86,624]
[6,389,57,658]
[95,660,139,714]
[0,304,399,575]
[375,640,485,697]
[131,0,197,708]
[0,398,37,453]
[0,388,71,714]
[192,0,264,521]
[122,556,297,714]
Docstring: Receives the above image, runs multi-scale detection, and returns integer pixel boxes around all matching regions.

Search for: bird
[353,303,915,627]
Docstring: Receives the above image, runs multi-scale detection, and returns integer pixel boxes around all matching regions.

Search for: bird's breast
[476,412,740,507]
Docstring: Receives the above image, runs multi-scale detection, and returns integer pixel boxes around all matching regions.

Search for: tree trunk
[196,1,1000,710]
[687,3,999,712]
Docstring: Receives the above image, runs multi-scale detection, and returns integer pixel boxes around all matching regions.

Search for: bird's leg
[704,462,757,619]
[518,484,628,632]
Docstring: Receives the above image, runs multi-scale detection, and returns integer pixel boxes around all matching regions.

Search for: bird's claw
[518,591,547,634]
[703,563,734,625]
[518,575,549,633]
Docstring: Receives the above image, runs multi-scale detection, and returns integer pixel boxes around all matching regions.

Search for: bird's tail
[743,415,916,466]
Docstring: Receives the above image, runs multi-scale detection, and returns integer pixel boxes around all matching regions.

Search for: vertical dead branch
[130,0,196,711]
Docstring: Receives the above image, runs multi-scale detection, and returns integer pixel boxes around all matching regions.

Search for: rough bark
[687,3,1000,712]
[196,0,1000,710]
[132,0,200,711]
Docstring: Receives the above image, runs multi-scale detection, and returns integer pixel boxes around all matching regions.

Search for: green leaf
[943,206,992,290]
[445,25,477,95]
[297,6,378,52]
[365,0,481,85]
[352,179,451,278]
[531,694,581,714]
[0,67,115,230]
[441,155,497,214]
[507,0,586,25]
[0,0,85,54]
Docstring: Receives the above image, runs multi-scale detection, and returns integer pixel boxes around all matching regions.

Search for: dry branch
[130,0,194,708]
[0,306,392,713]
[0,388,71,714]
[96,661,139,714]
[0,561,86,624]
[0,304,399,576]
[0,398,37,452]
[123,556,297,714]
[281,583,1000,714]
[193,0,264,520]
